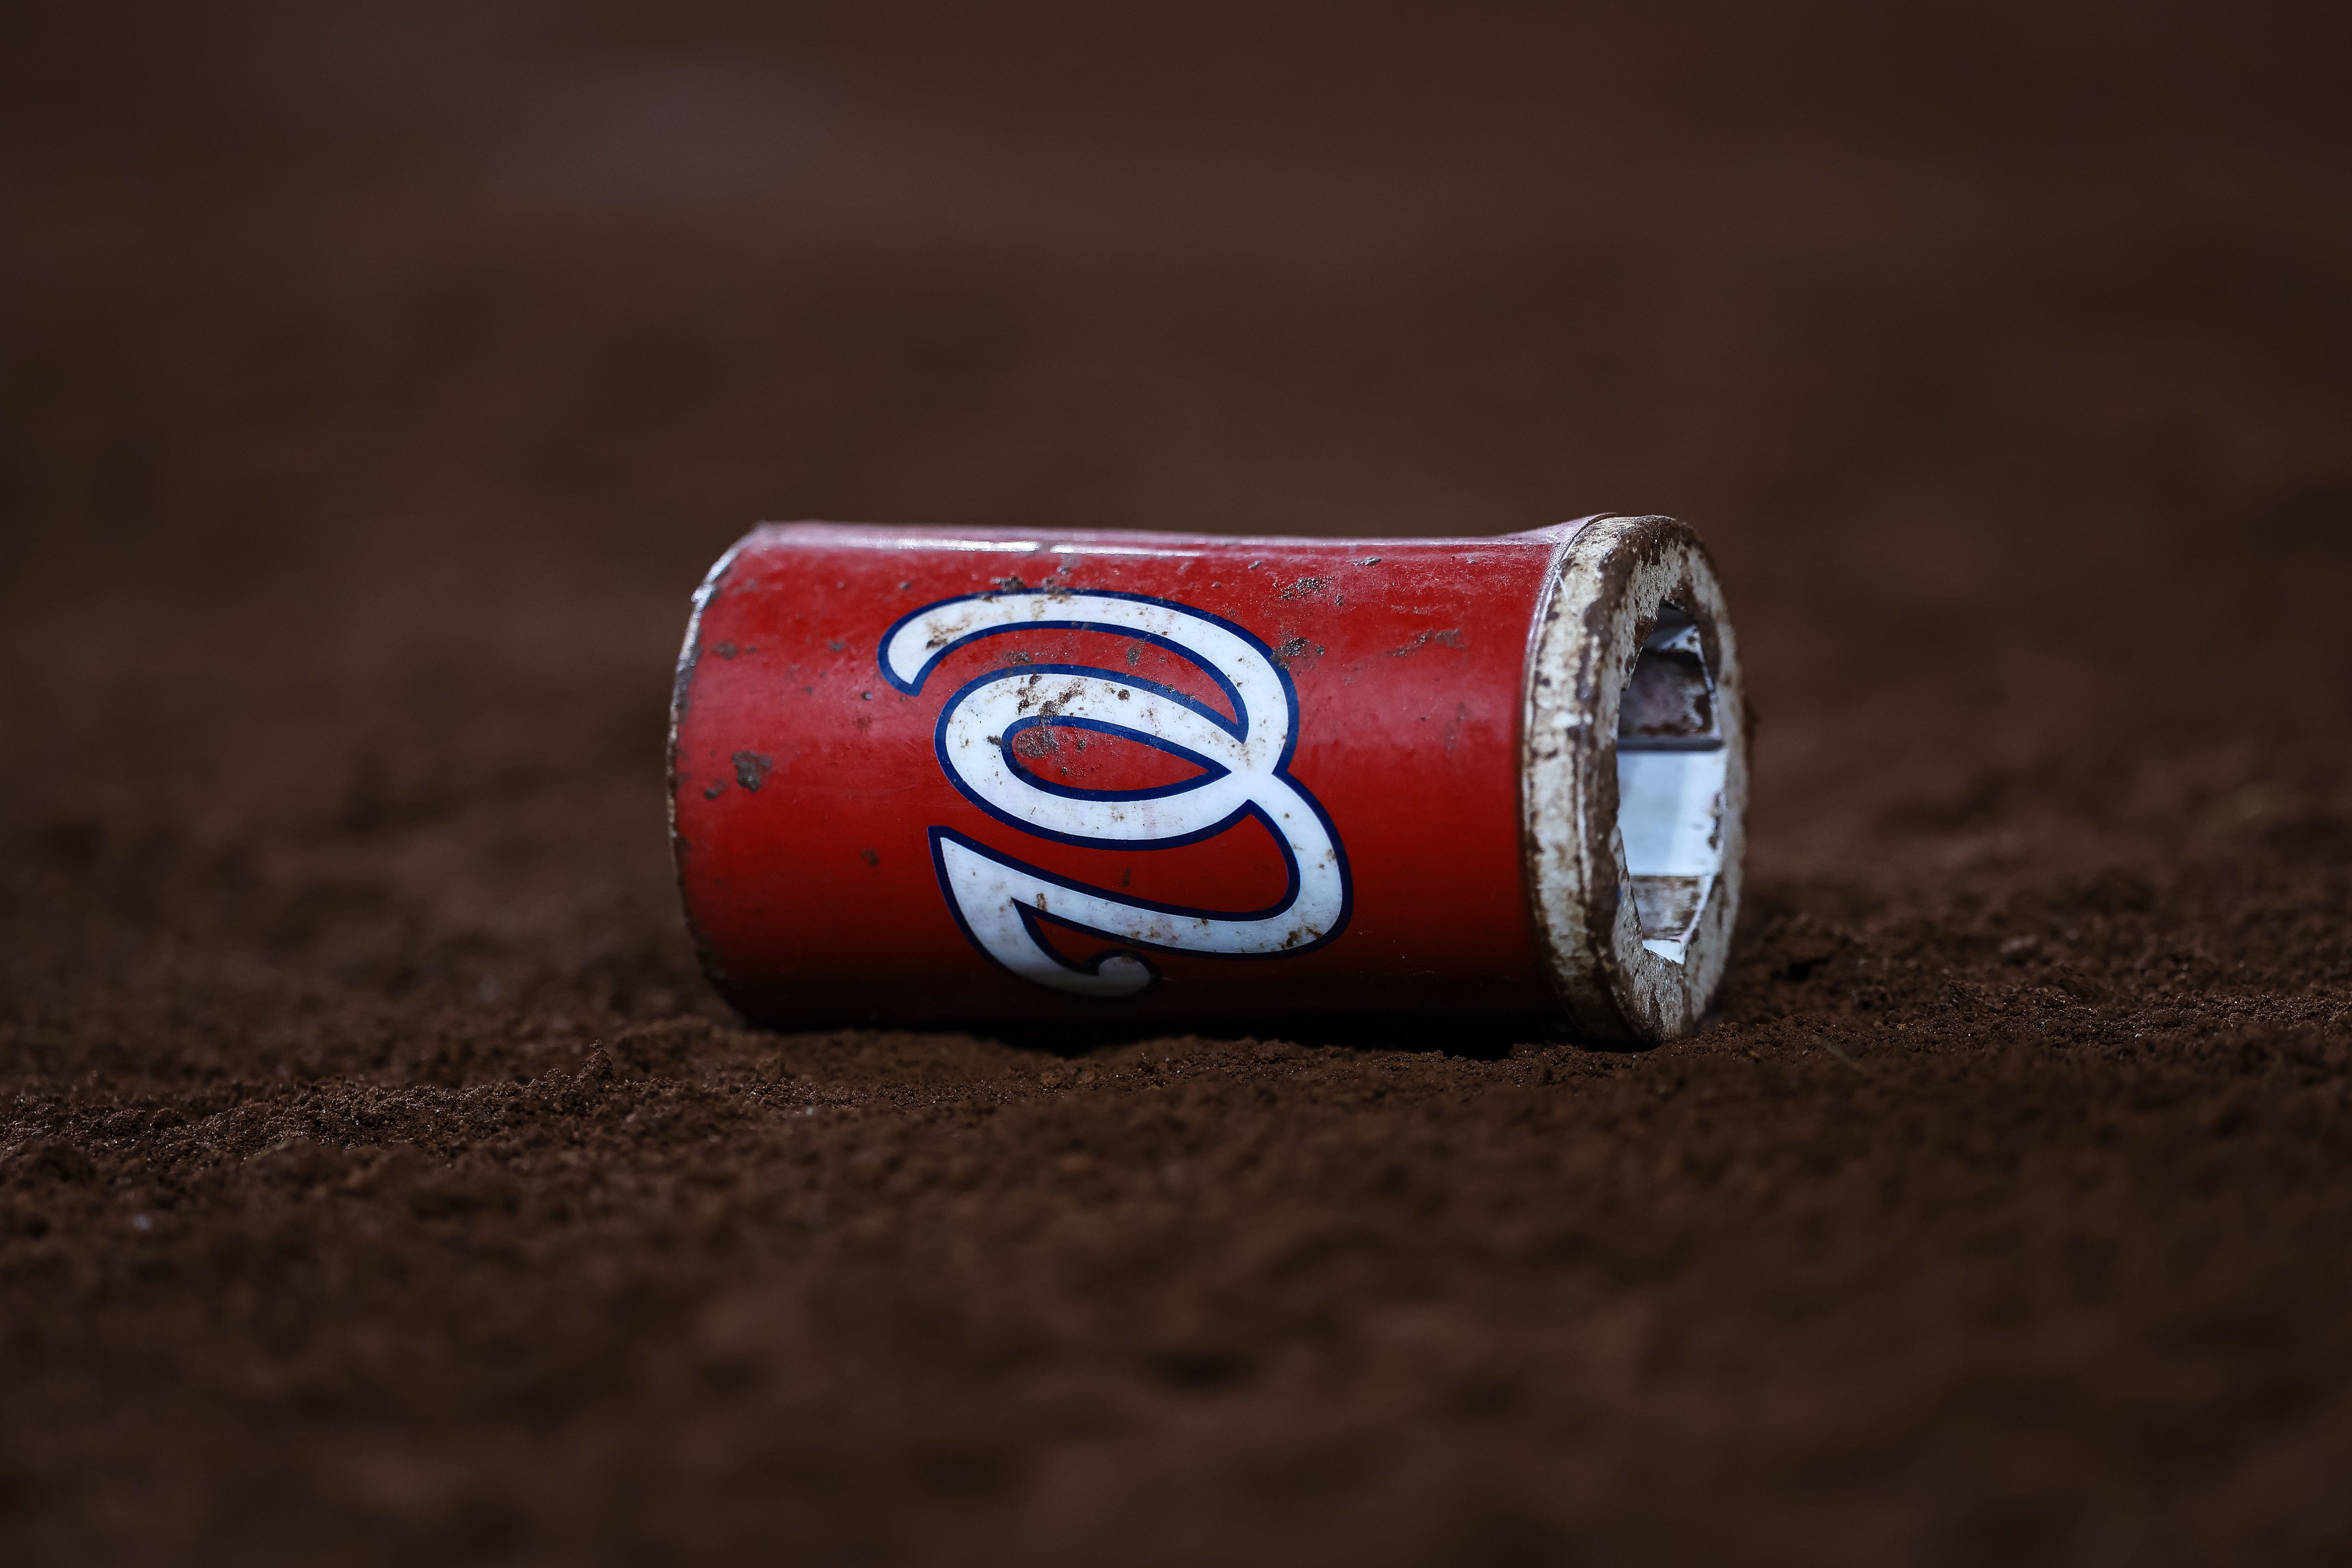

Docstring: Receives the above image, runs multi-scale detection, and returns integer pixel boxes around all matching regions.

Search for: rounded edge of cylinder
[668,530,761,1020]
[1520,514,1748,1045]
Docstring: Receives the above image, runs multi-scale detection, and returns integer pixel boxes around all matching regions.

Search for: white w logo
[879,590,1349,998]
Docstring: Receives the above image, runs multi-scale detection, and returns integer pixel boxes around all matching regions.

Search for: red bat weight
[669,514,1745,1043]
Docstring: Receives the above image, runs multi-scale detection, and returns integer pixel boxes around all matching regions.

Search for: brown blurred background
[4,2,2350,1562]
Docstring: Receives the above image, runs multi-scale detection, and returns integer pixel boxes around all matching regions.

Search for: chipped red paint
[671,521,1585,1027]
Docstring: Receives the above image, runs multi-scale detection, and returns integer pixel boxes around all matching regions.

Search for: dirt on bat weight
[668,514,1745,1043]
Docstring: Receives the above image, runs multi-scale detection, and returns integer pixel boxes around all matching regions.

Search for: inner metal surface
[1615,604,1728,963]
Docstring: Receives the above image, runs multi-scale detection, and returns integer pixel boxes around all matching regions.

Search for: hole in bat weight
[1616,603,1728,964]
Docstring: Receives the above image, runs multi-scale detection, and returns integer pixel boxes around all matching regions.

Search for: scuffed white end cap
[1522,515,1747,1044]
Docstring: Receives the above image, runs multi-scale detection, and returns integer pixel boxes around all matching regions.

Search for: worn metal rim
[1521,515,1748,1044]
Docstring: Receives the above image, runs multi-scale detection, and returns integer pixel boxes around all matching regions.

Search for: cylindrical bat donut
[669,515,1745,1043]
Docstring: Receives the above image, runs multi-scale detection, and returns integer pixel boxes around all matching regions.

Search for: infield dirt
[4,3,2351,1563]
